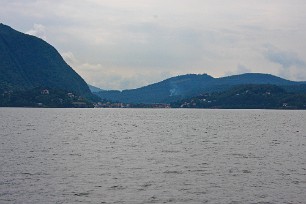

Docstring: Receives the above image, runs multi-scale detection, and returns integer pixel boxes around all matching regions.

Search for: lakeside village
[1,87,170,108]
[40,89,171,108]
[42,89,172,108]
[93,101,171,109]
[3,88,301,109]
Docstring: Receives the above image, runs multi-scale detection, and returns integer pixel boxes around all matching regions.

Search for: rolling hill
[96,73,306,104]
[171,84,306,109]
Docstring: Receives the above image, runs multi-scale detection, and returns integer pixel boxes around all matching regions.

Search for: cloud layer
[1,0,306,89]
[26,24,47,40]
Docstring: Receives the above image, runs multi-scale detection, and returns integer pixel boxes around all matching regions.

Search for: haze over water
[0,108,305,204]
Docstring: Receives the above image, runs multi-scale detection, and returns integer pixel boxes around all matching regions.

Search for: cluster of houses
[179,97,213,108]
[94,102,171,108]
[39,89,89,107]
[40,89,49,95]
[94,102,129,108]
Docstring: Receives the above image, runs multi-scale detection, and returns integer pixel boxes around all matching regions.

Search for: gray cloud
[263,44,306,79]
[1,0,306,88]
[26,24,47,40]
[225,64,252,76]
[61,51,172,90]
[264,44,305,69]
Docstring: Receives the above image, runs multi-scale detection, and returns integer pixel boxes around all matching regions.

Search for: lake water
[0,108,305,204]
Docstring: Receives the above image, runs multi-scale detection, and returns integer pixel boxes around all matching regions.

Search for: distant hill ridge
[88,84,104,93]
[0,23,91,96]
[96,73,306,104]
[171,84,306,109]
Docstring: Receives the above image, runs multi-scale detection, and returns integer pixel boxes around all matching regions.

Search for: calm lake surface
[0,108,305,204]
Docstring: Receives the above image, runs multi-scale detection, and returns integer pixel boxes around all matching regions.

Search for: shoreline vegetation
[2,84,306,109]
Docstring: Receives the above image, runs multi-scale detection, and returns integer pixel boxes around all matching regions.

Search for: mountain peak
[0,23,13,32]
[0,23,14,30]
[0,24,91,95]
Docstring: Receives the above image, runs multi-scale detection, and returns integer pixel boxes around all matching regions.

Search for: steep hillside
[0,23,91,96]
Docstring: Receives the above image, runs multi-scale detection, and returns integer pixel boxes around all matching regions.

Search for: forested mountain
[0,87,93,108]
[0,23,91,96]
[171,84,306,109]
[2,23,306,108]
[96,73,306,104]
[88,84,104,93]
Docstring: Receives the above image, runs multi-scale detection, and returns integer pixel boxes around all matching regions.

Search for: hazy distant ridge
[88,84,104,93]
[96,73,306,104]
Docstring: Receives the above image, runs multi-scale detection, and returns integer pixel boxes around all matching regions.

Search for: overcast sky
[1,0,306,89]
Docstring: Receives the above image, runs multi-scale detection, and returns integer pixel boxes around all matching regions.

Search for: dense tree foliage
[0,24,91,96]
[171,84,306,109]
[96,73,306,104]
[0,87,93,108]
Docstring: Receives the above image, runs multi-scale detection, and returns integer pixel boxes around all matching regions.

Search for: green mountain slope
[88,84,104,93]
[0,23,91,95]
[97,74,214,104]
[96,73,306,104]
[171,84,306,109]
